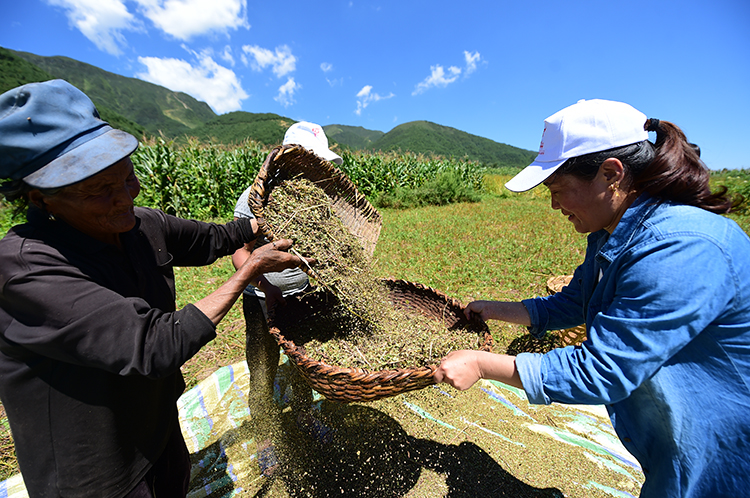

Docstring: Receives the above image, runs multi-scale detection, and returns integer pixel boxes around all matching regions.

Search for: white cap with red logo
[283,121,343,165]
[505,99,648,192]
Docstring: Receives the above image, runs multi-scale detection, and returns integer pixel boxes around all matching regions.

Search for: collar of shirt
[596,194,661,268]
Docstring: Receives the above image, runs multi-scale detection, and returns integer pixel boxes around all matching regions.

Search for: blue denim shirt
[515,194,750,497]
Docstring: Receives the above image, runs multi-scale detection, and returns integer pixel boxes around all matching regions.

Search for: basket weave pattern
[248,144,382,258]
[267,278,493,403]
[248,146,492,402]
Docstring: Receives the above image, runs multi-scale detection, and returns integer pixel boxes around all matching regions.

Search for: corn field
[130,139,487,220]
[132,138,269,220]
[713,169,750,216]
[338,149,485,199]
[2,139,746,230]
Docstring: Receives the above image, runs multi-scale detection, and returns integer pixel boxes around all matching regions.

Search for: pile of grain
[262,177,482,370]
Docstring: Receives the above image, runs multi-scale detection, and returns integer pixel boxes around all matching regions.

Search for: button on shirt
[516,194,750,497]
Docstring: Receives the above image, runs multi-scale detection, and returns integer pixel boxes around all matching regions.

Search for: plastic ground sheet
[0,355,643,497]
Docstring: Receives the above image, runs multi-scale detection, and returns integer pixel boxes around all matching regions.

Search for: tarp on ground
[0,355,643,498]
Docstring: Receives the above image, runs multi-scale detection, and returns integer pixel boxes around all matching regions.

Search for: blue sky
[1,0,748,170]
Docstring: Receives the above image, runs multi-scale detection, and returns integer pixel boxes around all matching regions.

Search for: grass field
[0,172,748,489]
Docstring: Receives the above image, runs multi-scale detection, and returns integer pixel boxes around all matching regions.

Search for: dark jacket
[0,206,253,497]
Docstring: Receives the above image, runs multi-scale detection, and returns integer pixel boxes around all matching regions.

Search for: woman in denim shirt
[434,99,750,497]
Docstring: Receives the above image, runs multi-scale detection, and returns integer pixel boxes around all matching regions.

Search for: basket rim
[266,278,493,401]
[247,144,382,259]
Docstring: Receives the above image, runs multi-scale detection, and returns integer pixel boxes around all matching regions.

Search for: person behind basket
[232,122,341,475]
[0,80,309,498]
[433,99,750,498]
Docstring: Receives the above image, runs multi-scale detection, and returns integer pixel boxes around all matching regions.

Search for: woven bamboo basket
[248,144,382,258]
[266,278,493,403]
[247,144,492,402]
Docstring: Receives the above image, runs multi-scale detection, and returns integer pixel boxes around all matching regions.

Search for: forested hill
[5,48,214,139]
[357,121,536,168]
[1,47,535,168]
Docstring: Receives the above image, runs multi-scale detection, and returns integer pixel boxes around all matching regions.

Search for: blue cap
[0,79,138,189]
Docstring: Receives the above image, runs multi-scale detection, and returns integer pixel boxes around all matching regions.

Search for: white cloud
[355,85,395,116]
[242,44,296,78]
[46,0,138,56]
[412,64,461,95]
[412,51,483,95]
[464,50,481,75]
[137,54,248,113]
[220,45,235,66]
[326,77,343,87]
[321,63,341,86]
[275,77,299,108]
[134,0,248,41]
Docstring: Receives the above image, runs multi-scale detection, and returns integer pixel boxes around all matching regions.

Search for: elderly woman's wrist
[235,217,257,242]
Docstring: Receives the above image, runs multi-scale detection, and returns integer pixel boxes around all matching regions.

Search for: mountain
[189,112,295,146]
[7,48,216,139]
[0,47,56,93]
[325,121,535,168]
[324,125,385,150]
[0,47,535,168]
[0,47,148,139]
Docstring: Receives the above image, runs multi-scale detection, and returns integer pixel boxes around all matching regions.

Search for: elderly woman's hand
[195,239,315,325]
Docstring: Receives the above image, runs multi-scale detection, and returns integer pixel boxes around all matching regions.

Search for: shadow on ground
[191,401,563,498]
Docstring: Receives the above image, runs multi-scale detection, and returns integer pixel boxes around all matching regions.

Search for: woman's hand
[464,301,501,322]
[434,350,525,391]
[433,350,484,390]
[464,300,532,327]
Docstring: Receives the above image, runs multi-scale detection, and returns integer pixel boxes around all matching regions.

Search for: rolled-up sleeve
[515,352,549,404]
[523,265,587,338]
[142,208,254,267]
[529,232,735,406]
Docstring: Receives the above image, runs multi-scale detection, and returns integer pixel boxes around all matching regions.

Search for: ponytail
[636,119,738,214]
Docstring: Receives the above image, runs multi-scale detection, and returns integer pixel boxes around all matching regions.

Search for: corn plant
[339,149,485,199]
[713,169,750,215]
[132,138,268,220]
[130,141,487,219]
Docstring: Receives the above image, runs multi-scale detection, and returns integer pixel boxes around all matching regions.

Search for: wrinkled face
[544,172,613,234]
[42,157,141,245]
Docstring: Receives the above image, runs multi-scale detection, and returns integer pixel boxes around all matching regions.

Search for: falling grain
[264,177,482,370]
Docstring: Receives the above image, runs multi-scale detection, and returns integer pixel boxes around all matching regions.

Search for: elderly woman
[434,99,750,497]
[0,80,308,497]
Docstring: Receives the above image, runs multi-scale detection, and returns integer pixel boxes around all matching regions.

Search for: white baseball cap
[283,121,343,165]
[505,99,649,192]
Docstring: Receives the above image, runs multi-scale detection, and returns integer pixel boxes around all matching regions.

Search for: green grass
[173,191,588,393]
[1,174,748,484]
